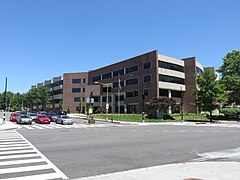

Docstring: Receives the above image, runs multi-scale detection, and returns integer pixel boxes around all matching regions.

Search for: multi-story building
[32,50,205,115]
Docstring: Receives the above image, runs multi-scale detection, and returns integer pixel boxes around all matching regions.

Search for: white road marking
[16,131,68,179]
[33,124,54,129]
[21,126,35,129]
[30,124,44,129]
[4,172,64,180]
[0,141,27,145]
[0,146,32,151]
[0,153,39,160]
[0,158,44,166]
[0,149,35,155]
[0,143,29,148]
[0,138,23,142]
[0,164,50,174]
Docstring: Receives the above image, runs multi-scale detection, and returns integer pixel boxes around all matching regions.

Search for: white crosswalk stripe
[16,122,120,130]
[0,130,68,180]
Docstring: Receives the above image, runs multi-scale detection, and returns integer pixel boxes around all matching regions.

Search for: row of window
[159,89,182,97]
[72,88,86,93]
[74,97,85,102]
[158,60,184,73]
[92,62,151,82]
[159,74,184,85]
[72,78,86,84]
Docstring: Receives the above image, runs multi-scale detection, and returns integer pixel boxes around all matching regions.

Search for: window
[72,88,81,93]
[159,75,184,85]
[53,80,63,87]
[53,89,63,95]
[126,91,138,98]
[82,88,85,93]
[102,72,112,79]
[158,61,184,72]
[74,97,81,102]
[113,69,124,77]
[93,96,100,102]
[144,75,151,82]
[171,90,182,98]
[82,97,85,102]
[103,87,112,93]
[83,78,86,83]
[92,75,101,82]
[72,79,81,84]
[115,95,124,101]
[196,67,203,74]
[126,65,138,74]
[144,89,149,96]
[126,78,138,86]
[103,96,112,102]
[144,62,151,69]
[159,89,168,97]
[45,84,52,89]
[113,81,124,88]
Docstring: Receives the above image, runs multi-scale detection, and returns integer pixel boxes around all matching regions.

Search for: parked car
[16,114,33,125]
[10,112,20,122]
[48,112,59,122]
[35,114,51,124]
[55,115,73,125]
[57,111,67,115]
[27,112,37,120]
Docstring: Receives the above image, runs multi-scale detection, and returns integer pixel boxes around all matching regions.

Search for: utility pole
[118,74,121,114]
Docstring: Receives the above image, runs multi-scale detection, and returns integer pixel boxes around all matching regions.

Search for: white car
[17,114,33,125]
[55,115,73,125]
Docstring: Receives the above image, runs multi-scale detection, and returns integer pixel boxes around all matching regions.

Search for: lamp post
[94,82,109,120]
[180,86,184,123]
[3,77,7,124]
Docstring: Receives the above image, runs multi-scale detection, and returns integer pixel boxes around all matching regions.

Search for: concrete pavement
[75,161,240,180]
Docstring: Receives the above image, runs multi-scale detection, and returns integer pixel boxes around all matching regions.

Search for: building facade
[32,50,205,114]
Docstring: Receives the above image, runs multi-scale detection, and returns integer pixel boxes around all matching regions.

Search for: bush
[163,114,175,120]
[220,108,240,119]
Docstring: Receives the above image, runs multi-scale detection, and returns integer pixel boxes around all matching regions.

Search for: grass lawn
[92,114,180,123]
[92,113,210,123]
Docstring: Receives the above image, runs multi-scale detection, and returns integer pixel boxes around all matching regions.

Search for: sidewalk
[0,119,21,131]
[76,161,240,180]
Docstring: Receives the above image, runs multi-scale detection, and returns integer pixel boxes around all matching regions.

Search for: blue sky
[0,0,239,93]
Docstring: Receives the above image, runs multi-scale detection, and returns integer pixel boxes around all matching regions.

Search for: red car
[35,114,51,124]
[10,112,20,122]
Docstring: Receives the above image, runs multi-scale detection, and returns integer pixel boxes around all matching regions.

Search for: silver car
[17,114,33,125]
[55,115,73,125]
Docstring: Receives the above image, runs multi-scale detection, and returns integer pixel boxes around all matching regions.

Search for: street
[17,124,240,179]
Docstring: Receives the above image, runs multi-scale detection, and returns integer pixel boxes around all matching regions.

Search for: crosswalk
[17,122,121,131]
[0,130,68,179]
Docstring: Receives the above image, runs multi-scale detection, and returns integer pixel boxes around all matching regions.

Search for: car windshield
[29,113,37,116]
[13,114,20,116]
[20,115,30,118]
[39,115,48,118]
[61,116,69,119]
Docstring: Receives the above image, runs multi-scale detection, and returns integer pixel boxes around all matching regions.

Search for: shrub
[220,108,240,119]
[163,114,175,120]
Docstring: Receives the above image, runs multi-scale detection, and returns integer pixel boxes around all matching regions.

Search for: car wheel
[61,121,64,125]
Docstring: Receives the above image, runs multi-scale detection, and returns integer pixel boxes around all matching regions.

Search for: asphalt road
[18,125,240,179]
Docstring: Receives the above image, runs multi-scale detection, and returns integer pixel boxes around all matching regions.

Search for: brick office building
[32,50,205,114]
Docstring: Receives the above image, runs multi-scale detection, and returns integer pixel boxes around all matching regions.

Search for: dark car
[48,112,59,122]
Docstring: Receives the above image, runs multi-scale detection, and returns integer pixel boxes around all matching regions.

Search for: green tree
[147,97,175,119]
[194,68,226,122]
[217,50,240,106]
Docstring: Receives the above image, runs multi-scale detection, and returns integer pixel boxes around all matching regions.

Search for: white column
[100,95,103,107]
[168,90,172,114]
[111,94,115,113]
